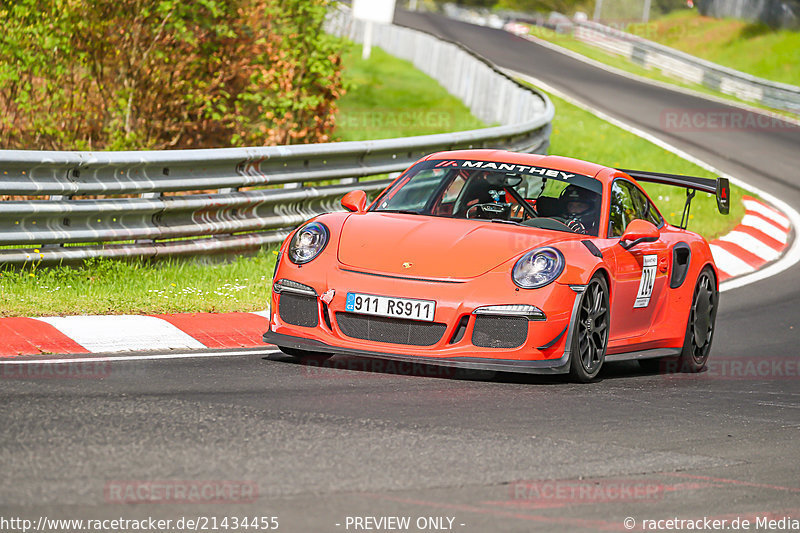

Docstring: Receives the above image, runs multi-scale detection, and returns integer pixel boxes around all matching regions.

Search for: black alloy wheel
[679,267,718,372]
[569,274,610,382]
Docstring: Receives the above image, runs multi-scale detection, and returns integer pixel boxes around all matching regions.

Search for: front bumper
[263,263,583,375]
[263,331,571,374]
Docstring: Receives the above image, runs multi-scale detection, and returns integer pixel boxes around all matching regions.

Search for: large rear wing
[619,169,730,215]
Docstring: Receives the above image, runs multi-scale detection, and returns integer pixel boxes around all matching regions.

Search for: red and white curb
[710,196,792,282]
[0,311,270,358]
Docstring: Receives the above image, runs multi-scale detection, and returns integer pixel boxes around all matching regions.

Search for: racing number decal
[634,255,658,308]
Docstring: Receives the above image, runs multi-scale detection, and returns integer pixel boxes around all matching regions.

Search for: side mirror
[341,190,367,213]
[619,219,659,250]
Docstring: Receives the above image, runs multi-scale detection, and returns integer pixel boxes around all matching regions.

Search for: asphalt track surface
[3,12,800,532]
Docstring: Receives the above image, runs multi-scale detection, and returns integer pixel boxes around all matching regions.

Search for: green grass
[625,11,800,87]
[335,43,486,141]
[0,252,278,318]
[543,89,746,239]
[523,22,799,117]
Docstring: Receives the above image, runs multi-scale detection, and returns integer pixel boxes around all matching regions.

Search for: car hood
[337,213,562,278]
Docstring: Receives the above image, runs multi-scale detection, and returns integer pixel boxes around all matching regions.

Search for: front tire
[569,273,610,382]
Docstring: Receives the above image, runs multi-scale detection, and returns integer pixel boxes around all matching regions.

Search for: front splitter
[263,331,570,374]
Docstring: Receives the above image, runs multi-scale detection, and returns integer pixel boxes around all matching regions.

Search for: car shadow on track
[264,352,659,385]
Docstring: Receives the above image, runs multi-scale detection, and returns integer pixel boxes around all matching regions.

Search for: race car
[262,150,730,381]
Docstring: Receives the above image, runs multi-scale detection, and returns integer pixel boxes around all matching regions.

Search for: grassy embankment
[523,10,800,113]
[626,11,800,87]
[0,42,745,317]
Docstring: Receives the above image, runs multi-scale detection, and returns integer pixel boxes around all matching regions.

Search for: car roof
[423,149,612,182]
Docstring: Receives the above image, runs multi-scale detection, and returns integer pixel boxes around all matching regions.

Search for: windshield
[372,159,603,236]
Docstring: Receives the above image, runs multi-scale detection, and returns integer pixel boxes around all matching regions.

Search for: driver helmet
[560,185,597,216]
[560,185,599,232]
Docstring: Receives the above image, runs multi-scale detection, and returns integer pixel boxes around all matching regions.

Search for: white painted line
[710,245,755,277]
[249,309,271,319]
[0,349,281,365]
[509,69,800,293]
[743,199,791,229]
[718,231,782,262]
[741,214,789,244]
[36,315,206,353]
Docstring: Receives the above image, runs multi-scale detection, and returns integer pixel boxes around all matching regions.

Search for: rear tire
[678,267,718,372]
[637,266,717,374]
[568,273,610,382]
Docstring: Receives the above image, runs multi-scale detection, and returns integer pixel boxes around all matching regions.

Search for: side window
[629,184,663,227]
[520,175,545,200]
[645,198,664,227]
[609,181,636,237]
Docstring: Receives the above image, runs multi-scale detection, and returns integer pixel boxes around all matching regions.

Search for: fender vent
[670,242,692,289]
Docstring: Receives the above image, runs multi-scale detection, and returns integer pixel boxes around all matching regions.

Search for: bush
[0,0,344,150]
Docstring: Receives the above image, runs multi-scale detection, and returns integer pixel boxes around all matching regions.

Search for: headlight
[288,222,329,264]
[512,247,564,289]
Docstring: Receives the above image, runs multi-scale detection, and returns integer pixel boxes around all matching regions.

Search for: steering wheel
[550,216,588,234]
[466,203,500,219]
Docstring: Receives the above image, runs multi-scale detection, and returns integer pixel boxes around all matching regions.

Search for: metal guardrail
[0,9,554,266]
[570,20,800,114]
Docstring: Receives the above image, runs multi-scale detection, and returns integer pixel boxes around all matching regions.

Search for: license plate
[345,292,436,322]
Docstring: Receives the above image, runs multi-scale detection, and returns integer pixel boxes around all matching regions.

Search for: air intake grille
[336,313,446,346]
[472,316,528,349]
[279,293,319,327]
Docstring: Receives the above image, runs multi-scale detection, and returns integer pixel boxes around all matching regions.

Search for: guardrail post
[137,192,163,245]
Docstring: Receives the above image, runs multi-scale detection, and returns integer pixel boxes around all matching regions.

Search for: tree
[0,0,344,150]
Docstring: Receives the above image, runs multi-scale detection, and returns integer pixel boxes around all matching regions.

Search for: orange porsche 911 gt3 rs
[262,150,730,381]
